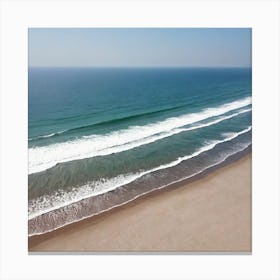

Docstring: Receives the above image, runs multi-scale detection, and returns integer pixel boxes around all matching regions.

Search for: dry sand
[29,154,251,253]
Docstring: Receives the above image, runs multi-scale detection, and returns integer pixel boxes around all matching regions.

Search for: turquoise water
[28,67,252,234]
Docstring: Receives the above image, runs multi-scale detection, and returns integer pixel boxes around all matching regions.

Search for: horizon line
[29,66,252,68]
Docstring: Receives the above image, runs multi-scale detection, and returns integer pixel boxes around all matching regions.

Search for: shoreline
[28,146,251,237]
[29,149,251,252]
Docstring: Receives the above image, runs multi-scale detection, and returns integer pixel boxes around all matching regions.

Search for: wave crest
[29,97,251,174]
[28,126,251,219]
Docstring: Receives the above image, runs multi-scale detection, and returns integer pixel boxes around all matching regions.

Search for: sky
[29,28,251,67]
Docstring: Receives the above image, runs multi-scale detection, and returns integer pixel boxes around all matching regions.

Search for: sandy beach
[29,154,251,252]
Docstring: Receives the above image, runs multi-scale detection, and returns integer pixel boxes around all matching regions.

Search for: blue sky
[29,28,251,67]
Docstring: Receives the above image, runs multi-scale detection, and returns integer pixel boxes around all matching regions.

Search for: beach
[29,153,251,252]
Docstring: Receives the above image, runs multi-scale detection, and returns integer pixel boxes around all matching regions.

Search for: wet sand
[29,154,251,252]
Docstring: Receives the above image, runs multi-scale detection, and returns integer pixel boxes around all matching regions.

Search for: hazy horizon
[29,66,252,68]
[29,28,251,68]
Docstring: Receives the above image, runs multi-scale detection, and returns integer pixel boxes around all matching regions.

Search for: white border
[0,0,279,279]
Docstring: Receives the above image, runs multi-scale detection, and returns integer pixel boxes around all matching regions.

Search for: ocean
[28,67,252,235]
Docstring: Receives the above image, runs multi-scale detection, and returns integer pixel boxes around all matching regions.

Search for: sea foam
[28,126,251,219]
[29,97,251,174]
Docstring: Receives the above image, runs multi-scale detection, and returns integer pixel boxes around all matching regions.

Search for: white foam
[28,130,66,141]
[29,97,251,174]
[29,141,252,236]
[28,143,251,236]
[28,126,251,219]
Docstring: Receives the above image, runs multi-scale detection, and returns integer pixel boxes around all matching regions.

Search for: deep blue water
[28,67,252,231]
